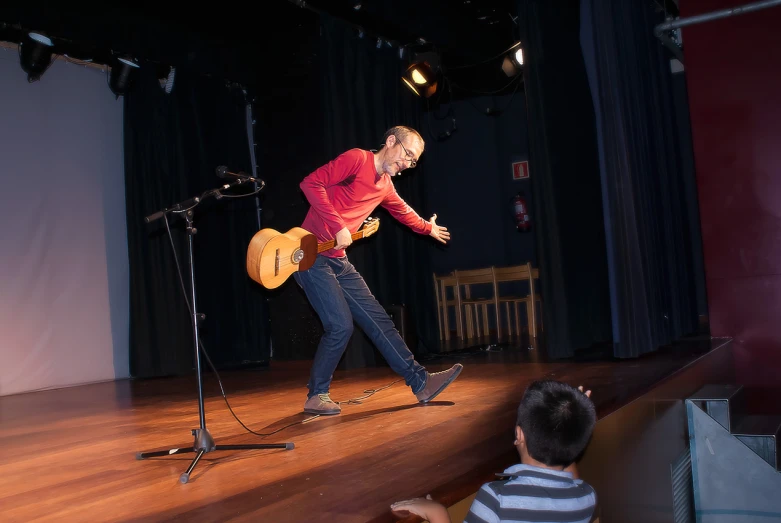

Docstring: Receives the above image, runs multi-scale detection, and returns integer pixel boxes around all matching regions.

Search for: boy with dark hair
[391,380,597,523]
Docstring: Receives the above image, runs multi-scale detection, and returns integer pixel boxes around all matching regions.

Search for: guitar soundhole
[291,248,304,264]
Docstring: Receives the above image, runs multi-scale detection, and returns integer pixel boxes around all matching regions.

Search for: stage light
[108,57,140,98]
[514,47,524,66]
[20,32,54,82]
[501,42,524,77]
[402,61,438,98]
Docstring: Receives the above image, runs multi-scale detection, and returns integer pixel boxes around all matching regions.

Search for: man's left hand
[429,214,451,244]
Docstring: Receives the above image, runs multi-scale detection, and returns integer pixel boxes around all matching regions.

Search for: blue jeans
[293,255,428,398]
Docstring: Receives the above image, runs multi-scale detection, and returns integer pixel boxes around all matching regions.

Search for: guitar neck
[317,231,365,253]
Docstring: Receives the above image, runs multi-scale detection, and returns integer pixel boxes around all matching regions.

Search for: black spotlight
[20,32,54,82]
[109,57,140,98]
[402,52,440,98]
[501,42,524,77]
[402,62,437,97]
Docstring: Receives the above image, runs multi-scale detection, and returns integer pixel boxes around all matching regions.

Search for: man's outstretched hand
[429,214,451,244]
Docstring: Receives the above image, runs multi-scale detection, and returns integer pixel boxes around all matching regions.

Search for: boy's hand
[391,495,451,523]
[577,385,592,398]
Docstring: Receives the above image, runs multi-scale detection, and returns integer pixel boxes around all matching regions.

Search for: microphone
[216,165,261,184]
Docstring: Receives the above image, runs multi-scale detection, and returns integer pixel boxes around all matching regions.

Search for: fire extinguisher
[512,191,531,232]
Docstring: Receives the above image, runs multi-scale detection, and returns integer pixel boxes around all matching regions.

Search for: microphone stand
[136,175,293,484]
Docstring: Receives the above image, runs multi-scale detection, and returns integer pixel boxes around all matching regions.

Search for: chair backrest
[493,263,542,300]
[433,273,458,300]
[454,267,499,305]
[453,267,495,285]
[493,264,531,283]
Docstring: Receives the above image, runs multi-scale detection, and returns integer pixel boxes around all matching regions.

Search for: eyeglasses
[398,140,418,168]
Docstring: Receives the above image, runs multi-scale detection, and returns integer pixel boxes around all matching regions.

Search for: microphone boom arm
[145,166,265,223]
[216,165,261,184]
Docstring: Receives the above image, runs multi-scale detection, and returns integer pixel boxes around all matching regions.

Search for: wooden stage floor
[0,338,722,522]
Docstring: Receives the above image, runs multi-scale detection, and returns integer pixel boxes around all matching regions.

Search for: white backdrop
[0,48,129,396]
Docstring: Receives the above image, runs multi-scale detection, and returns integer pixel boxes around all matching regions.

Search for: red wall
[682,0,781,386]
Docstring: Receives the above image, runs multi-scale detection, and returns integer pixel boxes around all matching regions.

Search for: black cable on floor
[333,379,405,406]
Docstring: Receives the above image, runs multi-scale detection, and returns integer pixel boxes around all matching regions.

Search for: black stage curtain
[124,66,271,377]
[319,15,440,367]
[580,0,700,357]
[518,0,613,358]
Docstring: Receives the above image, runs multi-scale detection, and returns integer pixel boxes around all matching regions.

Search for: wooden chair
[433,272,461,340]
[494,262,543,338]
[454,267,499,339]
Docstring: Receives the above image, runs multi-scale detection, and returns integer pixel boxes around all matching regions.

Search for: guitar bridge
[275,248,280,276]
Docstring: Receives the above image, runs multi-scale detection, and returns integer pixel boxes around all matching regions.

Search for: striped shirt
[463,464,596,523]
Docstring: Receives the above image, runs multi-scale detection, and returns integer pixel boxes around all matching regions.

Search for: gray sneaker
[415,364,463,403]
[304,393,341,415]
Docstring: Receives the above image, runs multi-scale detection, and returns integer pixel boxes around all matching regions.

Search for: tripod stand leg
[136,447,197,460]
[180,449,206,484]
[136,427,215,461]
[216,443,295,451]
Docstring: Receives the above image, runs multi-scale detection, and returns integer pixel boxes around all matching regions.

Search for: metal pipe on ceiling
[653,0,781,64]
[655,0,781,35]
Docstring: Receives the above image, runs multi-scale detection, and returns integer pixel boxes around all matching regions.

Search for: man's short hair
[382,125,424,149]
[516,380,597,467]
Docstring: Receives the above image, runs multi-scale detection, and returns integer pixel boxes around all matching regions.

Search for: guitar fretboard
[317,231,365,253]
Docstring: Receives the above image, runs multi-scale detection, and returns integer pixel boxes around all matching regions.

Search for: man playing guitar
[294,125,462,415]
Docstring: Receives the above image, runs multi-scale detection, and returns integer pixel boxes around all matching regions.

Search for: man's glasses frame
[398,140,418,168]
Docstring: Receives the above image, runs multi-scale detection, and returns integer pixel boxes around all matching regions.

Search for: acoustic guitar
[246,217,380,289]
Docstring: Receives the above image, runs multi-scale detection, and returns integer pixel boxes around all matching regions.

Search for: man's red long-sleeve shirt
[300,148,432,258]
